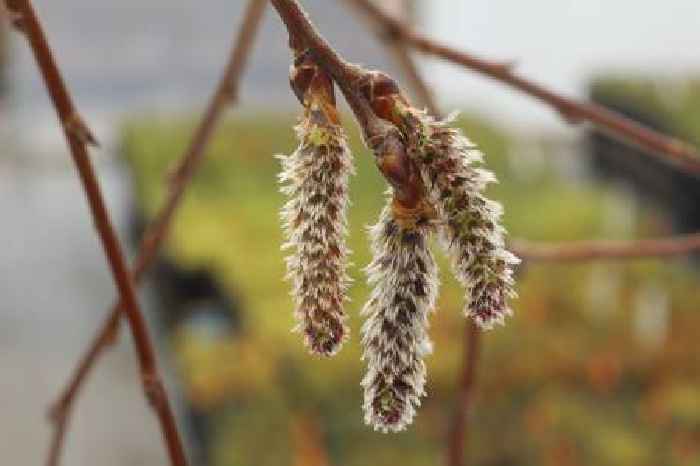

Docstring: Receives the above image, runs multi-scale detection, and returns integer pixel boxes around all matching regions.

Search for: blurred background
[1,1,699,465]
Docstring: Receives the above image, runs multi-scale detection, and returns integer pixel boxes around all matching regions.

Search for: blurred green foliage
[122,108,700,466]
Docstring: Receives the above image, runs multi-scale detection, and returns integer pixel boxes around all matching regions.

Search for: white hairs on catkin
[411,112,519,330]
[278,112,354,356]
[361,199,439,432]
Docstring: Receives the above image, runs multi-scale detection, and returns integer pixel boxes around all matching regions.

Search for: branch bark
[447,322,481,466]
[44,1,268,465]
[3,1,189,465]
[343,0,700,175]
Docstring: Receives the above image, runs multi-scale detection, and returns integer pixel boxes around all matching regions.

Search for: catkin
[361,199,439,432]
[279,106,354,356]
[412,112,519,330]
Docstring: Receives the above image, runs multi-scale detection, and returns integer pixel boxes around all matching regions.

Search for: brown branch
[271,0,426,211]
[43,1,268,465]
[4,1,188,465]
[345,0,700,175]
[447,322,481,466]
[512,233,700,262]
[339,0,439,117]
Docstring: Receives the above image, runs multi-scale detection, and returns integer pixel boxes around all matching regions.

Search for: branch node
[379,23,401,44]
[7,10,26,32]
[494,59,517,74]
[103,319,121,346]
[142,373,167,411]
[367,121,423,210]
[289,49,319,105]
[47,399,67,425]
[354,70,407,123]
[64,113,100,148]
[558,107,585,125]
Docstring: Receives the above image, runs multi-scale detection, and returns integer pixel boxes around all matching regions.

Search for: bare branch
[44,1,268,465]
[447,322,481,466]
[3,1,189,465]
[512,233,700,262]
[344,0,700,175]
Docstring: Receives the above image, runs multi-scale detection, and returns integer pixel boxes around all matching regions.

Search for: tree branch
[43,1,267,465]
[447,322,481,466]
[512,233,700,262]
[3,1,188,465]
[344,0,700,175]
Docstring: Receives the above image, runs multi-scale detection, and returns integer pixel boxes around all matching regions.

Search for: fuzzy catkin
[410,112,519,330]
[361,200,439,433]
[278,113,354,356]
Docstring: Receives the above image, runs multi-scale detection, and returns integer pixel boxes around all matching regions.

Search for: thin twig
[339,0,439,117]
[344,0,700,175]
[3,1,188,465]
[44,1,268,465]
[447,322,481,466]
[512,233,700,262]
